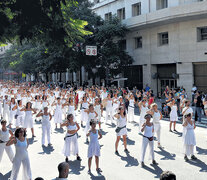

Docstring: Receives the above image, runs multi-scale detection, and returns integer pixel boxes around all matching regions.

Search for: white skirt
[81,110,88,122]
[88,142,100,158]
[23,115,33,128]
[116,127,127,137]
[62,134,79,157]
[183,129,196,146]
[15,115,25,127]
[170,113,178,122]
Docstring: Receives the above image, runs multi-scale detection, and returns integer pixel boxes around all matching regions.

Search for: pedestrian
[167,99,178,132]
[7,128,32,180]
[140,114,158,167]
[114,107,129,155]
[9,97,17,128]
[148,103,162,148]
[87,120,102,174]
[105,93,113,124]
[182,113,197,162]
[3,95,10,122]
[94,97,102,129]
[194,91,203,123]
[53,97,64,129]
[36,107,52,147]
[12,100,25,129]
[61,114,81,162]
[80,96,89,127]
[0,120,14,164]
[128,93,135,123]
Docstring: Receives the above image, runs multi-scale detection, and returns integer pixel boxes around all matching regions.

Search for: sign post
[86,46,97,56]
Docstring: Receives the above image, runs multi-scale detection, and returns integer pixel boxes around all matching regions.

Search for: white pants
[10,155,32,180]
[128,107,134,122]
[141,137,154,162]
[0,143,14,163]
[154,123,161,144]
[105,108,113,122]
[3,109,10,122]
[42,124,51,145]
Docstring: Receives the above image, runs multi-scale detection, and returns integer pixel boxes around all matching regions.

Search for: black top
[196,95,202,107]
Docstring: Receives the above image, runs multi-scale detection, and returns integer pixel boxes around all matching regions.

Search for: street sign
[86,46,97,56]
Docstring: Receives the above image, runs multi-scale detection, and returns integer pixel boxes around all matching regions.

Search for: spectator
[145,84,150,92]
[194,91,202,123]
[53,162,69,180]
[160,171,176,180]
[191,84,197,105]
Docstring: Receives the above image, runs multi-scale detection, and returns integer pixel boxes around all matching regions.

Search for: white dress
[42,115,51,145]
[10,138,32,180]
[183,121,196,156]
[54,104,63,124]
[170,105,178,122]
[23,111,33,128]
[62,124,79,157]
[94,104,101,122]
[10,103,17,125]
[81,102,88,122]
[116,116,127,136]
[128,99,135,122]
[153,111,161,143]
[88,130,100,158]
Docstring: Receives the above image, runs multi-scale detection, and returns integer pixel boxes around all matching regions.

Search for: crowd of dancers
[0,82,199,180]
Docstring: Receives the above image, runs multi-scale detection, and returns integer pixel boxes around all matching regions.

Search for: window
[132,3,141,17]
[135,37,142,49]
[158,32,169,46]
[119,39,126,50]
[105,12,112,21]
[157,0,168,10]
[117,8,125,20]
[197,27,207,41]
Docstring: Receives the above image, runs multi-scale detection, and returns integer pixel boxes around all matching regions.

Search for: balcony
[123,1,207,30]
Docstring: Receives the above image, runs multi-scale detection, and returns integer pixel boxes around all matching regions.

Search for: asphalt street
[0,111,207,180]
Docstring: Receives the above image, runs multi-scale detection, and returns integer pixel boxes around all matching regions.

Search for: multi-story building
[91,0,207,96]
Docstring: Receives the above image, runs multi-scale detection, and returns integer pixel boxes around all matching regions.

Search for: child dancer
[61,114,81,162]
[183,113,197,161]
[87,120,102,174]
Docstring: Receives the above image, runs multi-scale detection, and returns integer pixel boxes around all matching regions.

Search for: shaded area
[117,152,139,167]
[142,164,163,178]
[0,171,11,180]
[154,148,176,160]
[38,145,55,155]
[187,159,207,172]
[68,160,85,175]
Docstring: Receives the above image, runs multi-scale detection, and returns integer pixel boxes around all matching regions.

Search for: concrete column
[177,62,193,99]
[73,72,76,82]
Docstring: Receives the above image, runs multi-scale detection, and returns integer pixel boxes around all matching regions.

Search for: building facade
[91,0,207,96]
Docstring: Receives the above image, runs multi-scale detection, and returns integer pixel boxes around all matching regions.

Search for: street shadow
[100,129,108,136]
[196,146,207,155]
[88,171,106,180]
[54,128,65,134]
[187,159,207,172]
[38,145,54,155]
[68,160,85,175]
[120,137,135,145]
[127,128,131,132]
[35,120,42,124]
[133,123,139,127]
[173,131,182,137]
[0,171,11,180]
[118,153,139,167]
[142,164,163,178]
[106,123,116,128]
[154,148,176,160]
[28,137,38,145]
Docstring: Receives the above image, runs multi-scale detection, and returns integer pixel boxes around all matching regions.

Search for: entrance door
[194,63,207,93]
[160,79,177,94]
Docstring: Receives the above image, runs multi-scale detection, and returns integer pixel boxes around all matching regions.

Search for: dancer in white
[36,107,52,146]
[94,97,102,129]
[105,93,113,124]
[85,104,98,143]
[138,99,149,134]
[61,114,81,162]
[34,95,42,122]
[67,98,76,122]
[112,93,119,116]
[167,99,178,132]
[53,97,63,129]
[148,103,162,148]
[21,102,36,137]
[13,100,25,128]
[87,120,102,174]
[140,114,158,167]
[3,95,10,122]
[9,97,17,128]
[114,107,129,155]
[128,94,135,123]
[80,96,89,127]
[182,113,197,161]
[0,120,14,164]
[7,128,32,180]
